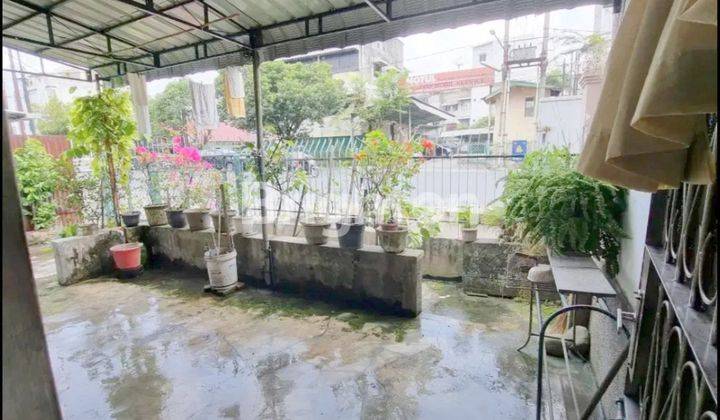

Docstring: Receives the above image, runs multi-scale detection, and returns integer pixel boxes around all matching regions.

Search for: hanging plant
[67,88,137,225]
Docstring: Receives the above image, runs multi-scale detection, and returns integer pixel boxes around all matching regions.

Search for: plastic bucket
[110,242,142,270]
[204,248,238,291]
[336,220,365,249]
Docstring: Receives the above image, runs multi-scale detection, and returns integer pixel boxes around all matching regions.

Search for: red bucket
[110,243,142,270]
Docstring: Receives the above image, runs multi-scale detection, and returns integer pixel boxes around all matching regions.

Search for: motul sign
[407,67,495,93]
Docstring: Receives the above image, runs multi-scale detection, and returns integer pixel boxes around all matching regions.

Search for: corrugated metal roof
[2,0,611,82]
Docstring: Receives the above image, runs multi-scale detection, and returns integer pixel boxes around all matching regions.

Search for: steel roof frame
[2,0,616,80]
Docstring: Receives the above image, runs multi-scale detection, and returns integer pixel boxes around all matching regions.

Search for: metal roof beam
[25,0,196,52]
[2,0,73,31]
[110,0,252,51]
[196,0,248,32]
[362,0,391,22]
[2,34,156,68]
[4,0,156,56]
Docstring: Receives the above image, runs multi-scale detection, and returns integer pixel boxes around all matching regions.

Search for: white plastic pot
[204,248,237,292]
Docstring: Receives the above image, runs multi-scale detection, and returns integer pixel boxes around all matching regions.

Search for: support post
[252,48,272,286]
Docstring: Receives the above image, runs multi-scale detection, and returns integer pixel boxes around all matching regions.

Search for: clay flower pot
[184,208,211,231]
[301,218,330,245]
[144,204,168,226]
[110,242,142,270]
[380,222,399,231]
[462,227,478,243]
[120,211,141,228]
[165,209,187,228]
[210,210,237,233]
[377,227,409,253]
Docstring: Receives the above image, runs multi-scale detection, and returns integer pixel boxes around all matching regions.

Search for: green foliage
[471,116,494,129]
[149,79,191,138]
[545,68,568,91]
[68,88,136,222]
[354,130,422,222]
[59,224,78,238]
[480,202,505,227]
[351,69,412,132]
[13,139,59,229]
[36,94,70,135]
[501,148,626,276]
[457,206,477,229]
[400,201,441,249]
[244,61,346,141]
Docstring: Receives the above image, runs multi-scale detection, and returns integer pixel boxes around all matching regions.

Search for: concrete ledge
[142,227,424,316]
[271,236,423,315]
[423,237,464,279]
[51,229,124,285]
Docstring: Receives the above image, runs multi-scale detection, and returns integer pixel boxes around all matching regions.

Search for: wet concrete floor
[30,244,599,419]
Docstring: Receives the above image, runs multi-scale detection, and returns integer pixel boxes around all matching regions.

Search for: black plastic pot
[336,217,365,249]
[120,211,141,227]
[166,209,187,229]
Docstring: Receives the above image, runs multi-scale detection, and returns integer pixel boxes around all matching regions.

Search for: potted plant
[210,182,236,233]
[301,196,330,245]
[502,148,626,276]
[233,180,259,236]
[376,198,409,253]
[67,88,136,227]
[348,130,424,251]
[458,205,478,243]
[76,172,102,236]
[336,215,365,249]
[204,184,238,293]
[119,180,140,227]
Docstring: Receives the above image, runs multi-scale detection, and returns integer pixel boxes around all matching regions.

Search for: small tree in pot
[68,88,136,227]
[457,206,479,243]
[164,138,211,228]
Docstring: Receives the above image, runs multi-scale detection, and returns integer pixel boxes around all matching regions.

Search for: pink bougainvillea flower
[172,136,182,145]
[136,145,149,154]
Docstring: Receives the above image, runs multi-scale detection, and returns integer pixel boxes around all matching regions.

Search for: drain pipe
[251,44,273,286]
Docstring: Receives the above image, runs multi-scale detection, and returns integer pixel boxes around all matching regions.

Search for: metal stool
[517,264,555,351]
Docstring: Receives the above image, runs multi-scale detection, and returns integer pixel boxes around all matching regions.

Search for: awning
[2,0,611,82]
[410,97,457,125]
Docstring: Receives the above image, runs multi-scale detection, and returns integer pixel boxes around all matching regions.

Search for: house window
[477,53,487,63]
[524,96,535,117]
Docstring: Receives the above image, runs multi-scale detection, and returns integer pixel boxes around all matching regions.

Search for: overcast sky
[3,4,611,98]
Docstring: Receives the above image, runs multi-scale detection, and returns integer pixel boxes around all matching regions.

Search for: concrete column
[2,105,62,418]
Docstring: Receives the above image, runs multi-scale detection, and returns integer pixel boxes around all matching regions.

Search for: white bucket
[204,248,238,292]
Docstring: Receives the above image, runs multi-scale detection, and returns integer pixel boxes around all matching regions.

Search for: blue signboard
[511,140,527,160]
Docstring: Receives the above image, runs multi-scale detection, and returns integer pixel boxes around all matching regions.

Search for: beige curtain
[224,66,246,119]
[577,0,717,192]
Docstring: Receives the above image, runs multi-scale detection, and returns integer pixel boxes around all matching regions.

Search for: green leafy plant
[400,201,441,248]
[480,202,505,227]
[354,130,422,224]
[502,148,626,275]
[68,88,137,225]
[13,139,59,230]
[59,224,78,238]
[457,206,477,229]
[36,93,70,135]
[243,61,346,141]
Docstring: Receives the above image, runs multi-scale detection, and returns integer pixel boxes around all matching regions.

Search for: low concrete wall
[51,230,124,285]
[462,239,521,297]
[140,227,423,316]
[423,237,464,279]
